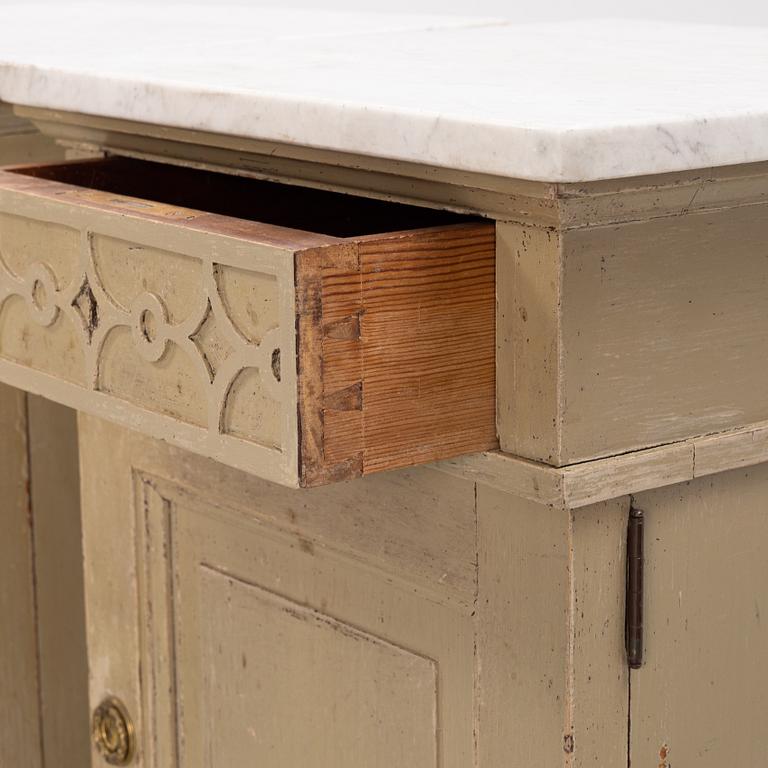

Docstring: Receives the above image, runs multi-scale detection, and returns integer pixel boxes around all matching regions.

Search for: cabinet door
[631,465,768,766]
[0,157,495,489]
[78,414,475,768]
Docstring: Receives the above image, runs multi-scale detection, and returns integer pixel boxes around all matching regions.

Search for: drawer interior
[8,156,472,237]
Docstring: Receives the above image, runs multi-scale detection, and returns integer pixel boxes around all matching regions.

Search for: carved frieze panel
[0,200,299,485]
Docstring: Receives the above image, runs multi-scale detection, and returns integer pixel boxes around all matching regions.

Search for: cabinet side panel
[561,203,768,462]
[631,466,768,767]
[477,487,630,768]
[0,383,42,768]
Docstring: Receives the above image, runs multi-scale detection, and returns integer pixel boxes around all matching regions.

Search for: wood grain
[78,415,477,766]
[0,160,337,251]
[297,223,497,486]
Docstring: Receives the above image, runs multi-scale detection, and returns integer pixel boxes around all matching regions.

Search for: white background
[0,0,766,25]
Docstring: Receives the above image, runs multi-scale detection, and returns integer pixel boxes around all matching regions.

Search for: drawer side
[296,224,498,486]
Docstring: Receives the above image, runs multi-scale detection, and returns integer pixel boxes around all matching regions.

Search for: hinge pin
[625,506,645,669]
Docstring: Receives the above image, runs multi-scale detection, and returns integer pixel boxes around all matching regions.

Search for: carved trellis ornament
[0,187,300,485]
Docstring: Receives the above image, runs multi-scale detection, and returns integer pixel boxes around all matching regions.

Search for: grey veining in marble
[1,6,768,181]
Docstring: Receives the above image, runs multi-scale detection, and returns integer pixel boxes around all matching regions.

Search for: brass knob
[91,697,136,765]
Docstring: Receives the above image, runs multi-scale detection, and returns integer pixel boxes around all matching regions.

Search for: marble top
[1,6,768,182]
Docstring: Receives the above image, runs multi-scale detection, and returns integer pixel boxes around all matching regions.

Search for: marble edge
[2,63,768,182]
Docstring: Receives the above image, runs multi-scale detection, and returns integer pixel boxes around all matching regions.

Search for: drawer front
[0,174,301,485]
[0,160,496,486]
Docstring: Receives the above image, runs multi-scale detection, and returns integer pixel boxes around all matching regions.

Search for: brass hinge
[625,505,644,669]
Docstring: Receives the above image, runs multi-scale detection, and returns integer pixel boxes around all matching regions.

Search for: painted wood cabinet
[2,103,768,768]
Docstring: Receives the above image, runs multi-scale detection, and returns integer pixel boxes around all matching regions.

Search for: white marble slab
[1,5,768,181]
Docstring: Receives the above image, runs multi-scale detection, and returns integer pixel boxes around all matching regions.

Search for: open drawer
[0,158,496,486]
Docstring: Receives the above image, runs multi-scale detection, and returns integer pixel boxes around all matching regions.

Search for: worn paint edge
[436,418,768,508]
